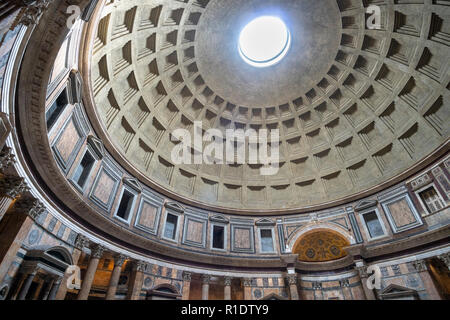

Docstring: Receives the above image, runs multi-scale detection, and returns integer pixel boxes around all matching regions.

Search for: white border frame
[161,210,182,244]
[210,222,228,252]
[358,207,388,241]
[414,183,447,216]
[381,194,423,233]
[257,227,277,254]
[113,184,138,225]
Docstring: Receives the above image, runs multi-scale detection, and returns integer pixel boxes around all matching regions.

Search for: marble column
[0,197,45,289]
[312,282,324,300]
[77,244,105,300]
[41,277,55,300]
[105,254,127,300]
[17,270,37,300]
[201,275,211,300]
[32,277,45,300]
[126,261,145,300]
[412,259,442,300]
[48,278,62,300]
[356,266,376,300]
[340,279,352,300]
[10,272,26,300]
[224,277,232,300]
[287,274,299,300]
[0,175,27,222]
[55,234,87,300]
[182,271,192,300]
[242,278,253,300]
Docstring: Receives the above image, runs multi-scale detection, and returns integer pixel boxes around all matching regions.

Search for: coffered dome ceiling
[86,0,449,212]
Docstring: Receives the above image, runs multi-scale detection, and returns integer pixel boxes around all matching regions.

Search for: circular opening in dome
[238,16,291,68]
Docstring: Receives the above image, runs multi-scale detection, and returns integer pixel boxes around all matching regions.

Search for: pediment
[255,218,276,227]
[68,70,83,104]
[165,202,185,213]
[354,200,378,211]
[260,293,287,300]
[380,284,416,295]
[330,217,348,229]
[209,215,229,224]
[87,135,105,159]
[123,177,142,193]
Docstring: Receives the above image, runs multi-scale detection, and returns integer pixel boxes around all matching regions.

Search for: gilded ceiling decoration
[293,230,350,262]
[86,0,450,212]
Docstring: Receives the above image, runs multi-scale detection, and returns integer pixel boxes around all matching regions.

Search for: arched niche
[146,284,182,300]
[291,228,352,262]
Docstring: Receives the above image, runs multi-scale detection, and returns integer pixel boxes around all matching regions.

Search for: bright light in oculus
[238,16,291,67]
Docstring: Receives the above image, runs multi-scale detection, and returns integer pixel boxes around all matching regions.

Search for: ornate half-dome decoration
[293,230,350,262]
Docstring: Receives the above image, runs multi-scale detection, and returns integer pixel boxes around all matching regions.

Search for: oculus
[238,16,291,67]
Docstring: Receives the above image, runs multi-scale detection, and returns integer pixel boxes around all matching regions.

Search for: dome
[86,0,448,213]
[0,0,449,303]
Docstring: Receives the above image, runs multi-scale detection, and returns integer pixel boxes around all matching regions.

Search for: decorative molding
[410,174,432,191]
[81,0,99,21]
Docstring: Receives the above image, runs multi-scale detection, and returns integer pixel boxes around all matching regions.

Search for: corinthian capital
[113,254,128,267]
[0,147,16,172]
[13,196,45,220]
[90,244,106,259]
[0,176,28,199]
[224,277,232,286]
[74,234,90,250]
[355,265,368,278]
[135,260,147,272]
[286,274,298,285]
[19,0,51,26]
[201,274,211,284]
[412,260,428,272]
[242,278,253,287]
[182,271,192,282]
[437,253,450,270]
